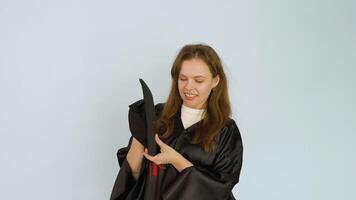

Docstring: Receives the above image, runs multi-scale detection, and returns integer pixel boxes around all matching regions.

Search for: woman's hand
[143,134,193,172]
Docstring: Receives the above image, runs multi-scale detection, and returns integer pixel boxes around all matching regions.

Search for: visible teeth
[185,93,196,97]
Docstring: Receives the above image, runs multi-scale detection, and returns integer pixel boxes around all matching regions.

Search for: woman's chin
[183,102,204,109]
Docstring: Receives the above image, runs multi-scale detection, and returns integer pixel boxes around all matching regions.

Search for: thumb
[155,134,165,147]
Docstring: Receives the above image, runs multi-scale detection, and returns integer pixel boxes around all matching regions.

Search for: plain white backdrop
[0,0,355,199]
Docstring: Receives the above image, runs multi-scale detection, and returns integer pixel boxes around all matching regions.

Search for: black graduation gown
[110,102,243,200]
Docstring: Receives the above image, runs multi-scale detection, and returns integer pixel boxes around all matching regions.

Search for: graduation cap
[136,79,162,199]
[127,79,160,155]
[138,78,159,155]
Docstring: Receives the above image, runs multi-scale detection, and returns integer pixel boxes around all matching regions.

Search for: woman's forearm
[126,137,145,180]
[172,153,194,172]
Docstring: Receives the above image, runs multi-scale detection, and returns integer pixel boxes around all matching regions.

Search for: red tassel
[148,162,167,177]
[153,162,158,176]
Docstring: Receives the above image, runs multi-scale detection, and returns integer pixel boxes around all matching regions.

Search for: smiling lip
[184,93,197,100]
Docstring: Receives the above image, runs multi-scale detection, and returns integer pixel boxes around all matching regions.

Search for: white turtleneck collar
[180,104,206,129]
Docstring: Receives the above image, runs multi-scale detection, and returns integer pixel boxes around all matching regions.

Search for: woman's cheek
[198,85,210,95]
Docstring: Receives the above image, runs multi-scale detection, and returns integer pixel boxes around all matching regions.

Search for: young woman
[110,44,243,200]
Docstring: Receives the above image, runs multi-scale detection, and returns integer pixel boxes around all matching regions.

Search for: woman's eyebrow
[179,74,206,78]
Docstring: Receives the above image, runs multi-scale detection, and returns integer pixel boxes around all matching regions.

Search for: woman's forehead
[180,59,211,77]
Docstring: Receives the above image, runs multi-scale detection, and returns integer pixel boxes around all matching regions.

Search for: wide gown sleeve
[110,136,147,200]
[162,121,243,200]
[110,101,164,200]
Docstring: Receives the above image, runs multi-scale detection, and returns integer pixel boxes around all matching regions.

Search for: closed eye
[179,77,187,81]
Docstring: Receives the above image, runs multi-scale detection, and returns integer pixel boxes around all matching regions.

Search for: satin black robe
[110,102,243,200]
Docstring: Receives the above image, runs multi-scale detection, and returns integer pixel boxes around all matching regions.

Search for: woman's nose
[184,80,195,89]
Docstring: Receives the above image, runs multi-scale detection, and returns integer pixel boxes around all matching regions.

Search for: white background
[0,0,355,199]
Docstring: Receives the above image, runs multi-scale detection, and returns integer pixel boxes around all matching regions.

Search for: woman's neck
[180,104,206,129]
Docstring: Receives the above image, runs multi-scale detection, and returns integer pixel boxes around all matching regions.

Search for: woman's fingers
[143,148,165,165]
[143,135,172,165]
[155,133,167,147]
[143,148,156,160]
[143,149,153,160]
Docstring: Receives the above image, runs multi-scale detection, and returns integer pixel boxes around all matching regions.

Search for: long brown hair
[156,43,232,153]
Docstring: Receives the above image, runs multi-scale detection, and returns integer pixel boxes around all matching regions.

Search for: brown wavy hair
[156,43,232,153]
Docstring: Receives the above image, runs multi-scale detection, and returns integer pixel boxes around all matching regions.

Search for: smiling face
[178,58,220,109]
